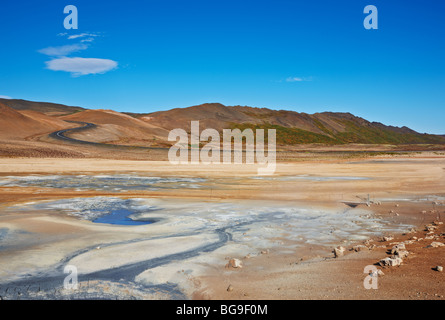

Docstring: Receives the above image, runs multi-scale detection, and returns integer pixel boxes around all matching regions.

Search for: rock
[227,285,234,292]
[379,257,403,267]
[436,266,443,272]
[382,236,394,242]
[261,249,269,255]
[353,245,368,252]
[390,243,406,254]
[433,221,443,226]
[395,204,399,207]
[428,242,445,248]
[333,246,346,258]
[393,250,409,258]
[377,270,385,276]
[228,258,243,268]
[425,225,437,232]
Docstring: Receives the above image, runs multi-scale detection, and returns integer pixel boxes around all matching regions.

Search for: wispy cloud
[0,95,12,99]
[45,57,118,76]
[42,32,115,76]
[39,44,88,57]
[80,38,95,43]
[67,33,100,40]
[285,76,313,82]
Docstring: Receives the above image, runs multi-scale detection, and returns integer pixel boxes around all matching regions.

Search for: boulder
[379,257,403,267]
[390,244,406,254]
[436,266,443,272]
[228,258,243,268]
[428,242,444,248]
[333,246,346,258]
[352,245,368,252]
[393,250,409,258]
[425,225,437,232]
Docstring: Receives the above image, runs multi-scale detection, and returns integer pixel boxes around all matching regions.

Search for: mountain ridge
[1,99,444,145]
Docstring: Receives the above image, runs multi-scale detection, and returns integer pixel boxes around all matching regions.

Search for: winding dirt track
[49,120,168,150]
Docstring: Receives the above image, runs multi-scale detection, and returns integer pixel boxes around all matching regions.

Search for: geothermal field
[0,157,444,300]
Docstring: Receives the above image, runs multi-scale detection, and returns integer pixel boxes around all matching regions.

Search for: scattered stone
[261,249,269,255]
[379,257,403,267]
[227,285,234,292]
[395,204,399,207]
[411,237,418,240]
[227,258,243,268]
[333,246,346,258]
[353,245,368,252]
[382,236,394,242]
[433,221,443,226]
[390,243,406,254]
[425,225,437,232]
[436,266,443,272]
[428,242,445,248]
[393,250,409,259]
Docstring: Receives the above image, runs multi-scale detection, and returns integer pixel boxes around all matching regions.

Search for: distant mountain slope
[61,109,170,145]
[0,102,73,139]
[139,103,445,145]
[2,98,444,146]
[0,98,84,116]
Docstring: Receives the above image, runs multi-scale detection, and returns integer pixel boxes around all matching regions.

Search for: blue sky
[0,0,444,133]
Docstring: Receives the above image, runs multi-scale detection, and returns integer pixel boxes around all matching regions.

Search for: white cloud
[39,44,88,56]
[286,77,303,82]
[67,33,99,40]
[285,76,313,82]
[45,57,118,76]
[80,38,95,43]
[0,95,12,99]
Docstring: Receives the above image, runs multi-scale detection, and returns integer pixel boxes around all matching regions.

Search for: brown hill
[0,98,84,116]
[138,103,445,145]
[61,109,170,145]
[0,103,73,139]
[2,98,444,146]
